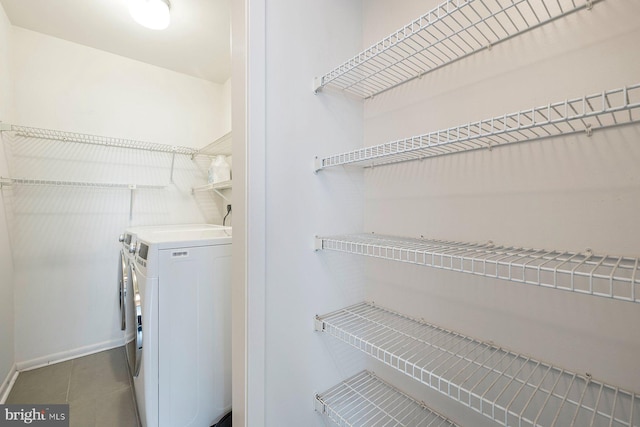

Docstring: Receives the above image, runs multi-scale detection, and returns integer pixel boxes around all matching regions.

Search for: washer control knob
[118,234,125,242]
[129,243,137,254]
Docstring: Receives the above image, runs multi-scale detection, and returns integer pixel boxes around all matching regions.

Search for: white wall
[230,1,264,425]
[222,77,231,134]
[12,27,230,146]
[243,0,640,424]
[230,0,247,422]
[0,0,15,401]
[260,0,368,425]
[8,28,230,367]
[360,0,640,420]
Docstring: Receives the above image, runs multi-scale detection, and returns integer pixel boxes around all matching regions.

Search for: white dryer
[118,224,229,378]
[131,227,232,427]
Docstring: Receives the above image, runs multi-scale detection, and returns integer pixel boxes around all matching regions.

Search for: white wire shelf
[191,180,232,201]
[192,180,232,193]
[314,0,599,98]
[0,124,199,156]
[316,370,458,427]
[316,303,639,427]
[0,177,166,190]
[316,234,640,304]
[315,83,640,170]
[196,132,232,157]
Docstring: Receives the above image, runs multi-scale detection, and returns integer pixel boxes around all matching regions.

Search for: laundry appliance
[117,224,228,377]
[118,228,139,376]
[130,227,232,427]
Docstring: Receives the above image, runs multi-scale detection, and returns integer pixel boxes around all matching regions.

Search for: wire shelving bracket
[313,0,600,98]
[191,180,232,201]
[0,177,12,189]
[317,302,640,427]
[316,370,459,427]
[315,83,640,171]
[317,233,640,304]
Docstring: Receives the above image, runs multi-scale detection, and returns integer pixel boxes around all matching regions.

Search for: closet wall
[255,0,640,425]
[0,0,15,401]
[3,27,231,368]
[262,0,366,425]
[361,0,640,396]
[12,27,230,148]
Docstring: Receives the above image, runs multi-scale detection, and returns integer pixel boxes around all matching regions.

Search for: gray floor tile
[6,361,72,404]
[67,347,130,403]
[7,347,139,427]
[68,387,138,427]
[95,387,139,427]
[69,399,96,427]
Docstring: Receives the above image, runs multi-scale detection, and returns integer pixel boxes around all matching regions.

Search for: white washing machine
[131,227,232,427]
[117,224,229,378]
[118,228,139,376]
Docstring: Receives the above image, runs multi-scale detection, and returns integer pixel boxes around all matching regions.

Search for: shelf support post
[212,188,230,202]
[170,147,177,183]
[313,77,323,94]
[128,184,136,221]
[314,395,326,414]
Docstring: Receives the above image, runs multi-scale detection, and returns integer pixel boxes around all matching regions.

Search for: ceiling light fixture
[128,0,171,31]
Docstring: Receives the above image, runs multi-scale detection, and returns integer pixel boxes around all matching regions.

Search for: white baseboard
[16,337,125,372]
[0,363,18,404]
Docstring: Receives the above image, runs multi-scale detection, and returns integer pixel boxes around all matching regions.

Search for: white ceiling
[0,0,231,83]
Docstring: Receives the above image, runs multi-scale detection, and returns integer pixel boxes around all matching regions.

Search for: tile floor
[6,346,139,427]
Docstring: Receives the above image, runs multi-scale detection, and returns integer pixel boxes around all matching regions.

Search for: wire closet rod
[0,123,199,156]
[316,83,640,170]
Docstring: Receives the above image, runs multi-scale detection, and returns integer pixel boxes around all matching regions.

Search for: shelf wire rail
[0,124,199,156]
[314,0,600,98]
[316,370,459,427]
[316,83,640,170]
[0,177,166,221]
[0,177,166,190]
[316,234,640,304]
[316,302,639,427]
